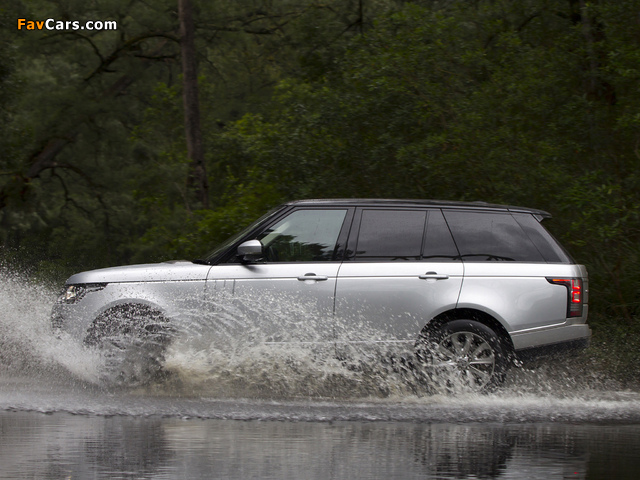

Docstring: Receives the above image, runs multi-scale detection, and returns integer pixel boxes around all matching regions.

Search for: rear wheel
[85,305,173,386]
[416,320,509,393]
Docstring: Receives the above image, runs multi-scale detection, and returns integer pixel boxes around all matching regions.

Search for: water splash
[0,267,101,383]
[158,289,427,399]
[1,265,639,421]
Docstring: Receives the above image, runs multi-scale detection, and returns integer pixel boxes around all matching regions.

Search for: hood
[66,261,212,285]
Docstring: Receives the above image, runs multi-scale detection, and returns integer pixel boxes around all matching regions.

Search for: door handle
[297,273,329,282]
[419,272,449,280]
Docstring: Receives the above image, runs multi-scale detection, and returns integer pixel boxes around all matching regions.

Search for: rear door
[334,208,463,351]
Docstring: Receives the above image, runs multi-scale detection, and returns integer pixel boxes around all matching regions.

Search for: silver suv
[51,199,590,389]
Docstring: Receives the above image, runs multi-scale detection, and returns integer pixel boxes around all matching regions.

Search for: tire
[415,320,509,393]
[85,305,173,386]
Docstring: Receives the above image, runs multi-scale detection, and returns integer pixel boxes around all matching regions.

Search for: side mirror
[237,239,263,263]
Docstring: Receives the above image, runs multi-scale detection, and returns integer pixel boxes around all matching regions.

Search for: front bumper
[50,303,95,340]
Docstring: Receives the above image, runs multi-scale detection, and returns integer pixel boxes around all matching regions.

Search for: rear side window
[352,209,459,261]
[356,209,426,260]
[512,213,573,263]
[443,211,545,262]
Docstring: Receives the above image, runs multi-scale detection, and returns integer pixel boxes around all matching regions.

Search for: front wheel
[416,320,510,393]
[85,305,173,386]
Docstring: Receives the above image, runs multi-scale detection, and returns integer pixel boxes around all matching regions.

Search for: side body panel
[334,262,463,347]
[458,263,590,350]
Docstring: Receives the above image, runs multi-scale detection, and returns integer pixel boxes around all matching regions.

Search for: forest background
[1,0,639,379]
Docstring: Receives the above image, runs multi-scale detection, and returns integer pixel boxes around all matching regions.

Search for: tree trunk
[178,0,209,209]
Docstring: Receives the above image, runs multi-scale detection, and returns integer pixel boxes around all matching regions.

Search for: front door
[205,208,351,347]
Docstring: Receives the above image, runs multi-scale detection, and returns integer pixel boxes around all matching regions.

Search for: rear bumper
[511,323,591,361]
[515,337,590,363]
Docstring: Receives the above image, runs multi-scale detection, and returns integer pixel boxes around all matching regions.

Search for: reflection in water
[2,411,640,479]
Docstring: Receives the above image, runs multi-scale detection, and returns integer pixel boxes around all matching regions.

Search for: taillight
[546,277,583,318]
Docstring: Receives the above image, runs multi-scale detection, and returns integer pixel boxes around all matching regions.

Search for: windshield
[196,206,282,264]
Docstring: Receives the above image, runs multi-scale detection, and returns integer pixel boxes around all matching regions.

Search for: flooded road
[2,408,640,480]
[2,270,640,479]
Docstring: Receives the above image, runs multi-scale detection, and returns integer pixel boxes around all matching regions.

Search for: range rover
[51,199,590,390]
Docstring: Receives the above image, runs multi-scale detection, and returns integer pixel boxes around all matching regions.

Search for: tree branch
[84,32,179,82]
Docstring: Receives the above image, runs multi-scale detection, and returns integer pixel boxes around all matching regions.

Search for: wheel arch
[84,301,171,346]
[422,308,515,354]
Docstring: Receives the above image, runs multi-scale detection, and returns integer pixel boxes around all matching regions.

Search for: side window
[512,213,573,264]
[354,209,426,261]
[257,209,347,262]
[352,209,461,262]
[423,210,460,262]
[443,211,545,262]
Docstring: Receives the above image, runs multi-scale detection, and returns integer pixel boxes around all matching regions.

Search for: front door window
[257,209,348,262]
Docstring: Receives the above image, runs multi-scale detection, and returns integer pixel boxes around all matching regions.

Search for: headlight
[57,284,107,304]
[58,285,81,304]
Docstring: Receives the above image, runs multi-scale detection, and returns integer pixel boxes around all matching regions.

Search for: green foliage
[221,3,579,201]
[129,167,282,262]
[2,0,640,323]
[217,0,640,320]
[1,0,368,271]
[583,313,640,386]
[563,172,640,319]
